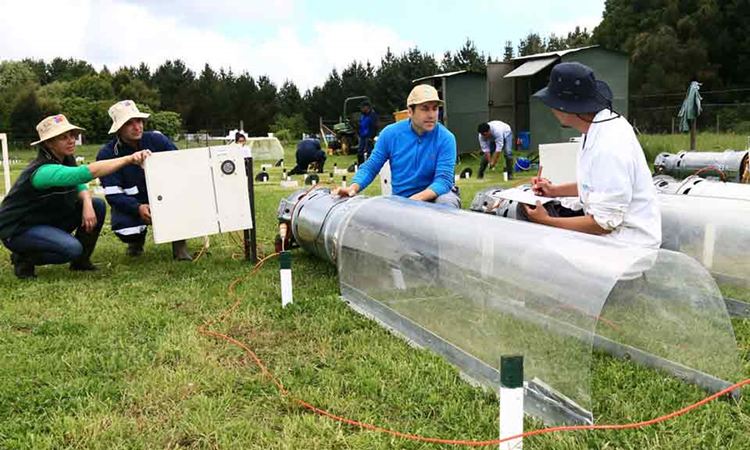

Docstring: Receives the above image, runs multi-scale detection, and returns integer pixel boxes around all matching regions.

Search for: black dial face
[221,160,235,175]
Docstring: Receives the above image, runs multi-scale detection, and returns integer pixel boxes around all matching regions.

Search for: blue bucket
[515,157,531,172]
[517,131,531,150]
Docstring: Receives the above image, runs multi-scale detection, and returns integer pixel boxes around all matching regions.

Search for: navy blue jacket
[359,109,379,139]
[96,132,177,219]
[296,139,325,166]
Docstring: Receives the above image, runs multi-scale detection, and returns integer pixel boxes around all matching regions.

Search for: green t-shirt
[31,164,92,192]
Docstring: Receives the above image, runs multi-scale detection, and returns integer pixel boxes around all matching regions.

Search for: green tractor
[331,96,369,155]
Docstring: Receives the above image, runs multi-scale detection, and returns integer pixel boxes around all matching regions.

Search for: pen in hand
[533,165,543,195]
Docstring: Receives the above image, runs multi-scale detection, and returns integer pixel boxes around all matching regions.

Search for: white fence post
[1,133,10,195]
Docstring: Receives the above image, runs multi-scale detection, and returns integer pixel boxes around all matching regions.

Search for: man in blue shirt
[97,100,191,260]
[357,100,378,166]
[334,85,460,208]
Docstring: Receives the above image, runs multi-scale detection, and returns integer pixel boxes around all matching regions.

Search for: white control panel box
[145,146,253,244]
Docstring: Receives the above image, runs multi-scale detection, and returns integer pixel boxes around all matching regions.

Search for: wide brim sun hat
[30,114,84,146]
[108,100,150,134]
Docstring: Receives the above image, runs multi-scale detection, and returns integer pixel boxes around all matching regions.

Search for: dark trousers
[515,201,585,222]
[289,154,326,175]
[478,141,496,179]
[357,137,373,165]
[111,206,149,244]
[2,197,106,265]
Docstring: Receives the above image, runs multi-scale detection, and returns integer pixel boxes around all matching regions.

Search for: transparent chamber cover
[245,137,284,160]
[337,197,740,421]
[660,194,750,288]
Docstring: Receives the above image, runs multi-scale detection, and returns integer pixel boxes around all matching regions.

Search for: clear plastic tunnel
[245,137,284,161]
[660,193,750,288]
[333,195,740,424]
[471,185,750,289]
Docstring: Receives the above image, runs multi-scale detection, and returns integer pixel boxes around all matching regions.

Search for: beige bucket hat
[31,114,84,146]
[108,100,150,134]
[407,84,443,107]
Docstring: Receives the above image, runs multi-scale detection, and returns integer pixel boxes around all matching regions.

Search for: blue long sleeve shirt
[352,119,456,197]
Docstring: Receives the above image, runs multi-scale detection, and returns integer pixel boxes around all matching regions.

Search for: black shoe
[505,157,515,180]
[71,230,100,271]
[126,242,144,257]
[70,260,97,271]
[172,240,192,261]
[11,253,36,279]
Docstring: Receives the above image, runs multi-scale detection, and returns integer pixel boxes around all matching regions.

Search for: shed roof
[511,45,600,62]
[413,70,485,83]
[504,56,557,78]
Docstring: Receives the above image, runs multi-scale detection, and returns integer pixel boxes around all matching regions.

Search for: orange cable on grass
[192,241,210,263]
[199,251,749,447]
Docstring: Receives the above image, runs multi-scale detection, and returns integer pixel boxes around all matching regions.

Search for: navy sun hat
[532,62,613,114]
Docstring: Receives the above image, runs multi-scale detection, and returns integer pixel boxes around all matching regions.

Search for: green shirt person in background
[0,115,150,279]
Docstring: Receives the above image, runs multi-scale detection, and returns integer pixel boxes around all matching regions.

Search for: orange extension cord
[199,253,750,447]
[676,165,727,193]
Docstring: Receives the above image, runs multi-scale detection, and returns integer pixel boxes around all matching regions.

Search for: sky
[0,0,605,91]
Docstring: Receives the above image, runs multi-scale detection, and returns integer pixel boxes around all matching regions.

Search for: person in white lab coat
[520,62,661,249]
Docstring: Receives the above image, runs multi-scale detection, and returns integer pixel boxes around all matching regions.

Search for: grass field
[1,135,749,449]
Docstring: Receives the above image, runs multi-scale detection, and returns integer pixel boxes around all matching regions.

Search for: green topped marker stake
[500,355,524,450]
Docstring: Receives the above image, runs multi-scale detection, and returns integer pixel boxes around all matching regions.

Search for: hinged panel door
[211,145,253,233]
[145,148,219,244]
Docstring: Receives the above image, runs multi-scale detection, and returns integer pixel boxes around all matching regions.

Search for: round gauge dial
[221,160,236,175]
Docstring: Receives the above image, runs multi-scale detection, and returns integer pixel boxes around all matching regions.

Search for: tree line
[2,0,749,144]
[0,32,588,146]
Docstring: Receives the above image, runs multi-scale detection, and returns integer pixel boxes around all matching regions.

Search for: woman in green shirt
[0,115,150,279]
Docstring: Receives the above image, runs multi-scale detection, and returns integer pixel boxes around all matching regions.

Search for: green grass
[1,137,749,448]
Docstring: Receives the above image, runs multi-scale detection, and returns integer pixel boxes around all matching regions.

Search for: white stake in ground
[1,133,10,195]
[500,355,524,450]
[279,251,293,308]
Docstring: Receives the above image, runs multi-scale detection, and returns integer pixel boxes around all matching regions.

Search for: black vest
[0,148,80,240]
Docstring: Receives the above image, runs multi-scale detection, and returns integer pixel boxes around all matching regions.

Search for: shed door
[487,62,514,128]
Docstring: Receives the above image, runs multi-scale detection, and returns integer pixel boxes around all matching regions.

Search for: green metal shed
[413,70,488,155]
[487,46,629,154]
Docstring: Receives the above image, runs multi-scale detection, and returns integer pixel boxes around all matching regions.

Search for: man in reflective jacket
[96,100,192,260]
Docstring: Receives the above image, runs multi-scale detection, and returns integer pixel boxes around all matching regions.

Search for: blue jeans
[3,197,106,265]
[434,186,462,209]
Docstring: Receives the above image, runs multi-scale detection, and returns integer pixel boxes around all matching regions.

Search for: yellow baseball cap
[407,84,443,107]
[30,114,84,146]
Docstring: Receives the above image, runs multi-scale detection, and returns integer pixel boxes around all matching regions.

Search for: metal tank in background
[653,174,750,201]
[653,150,749,183]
